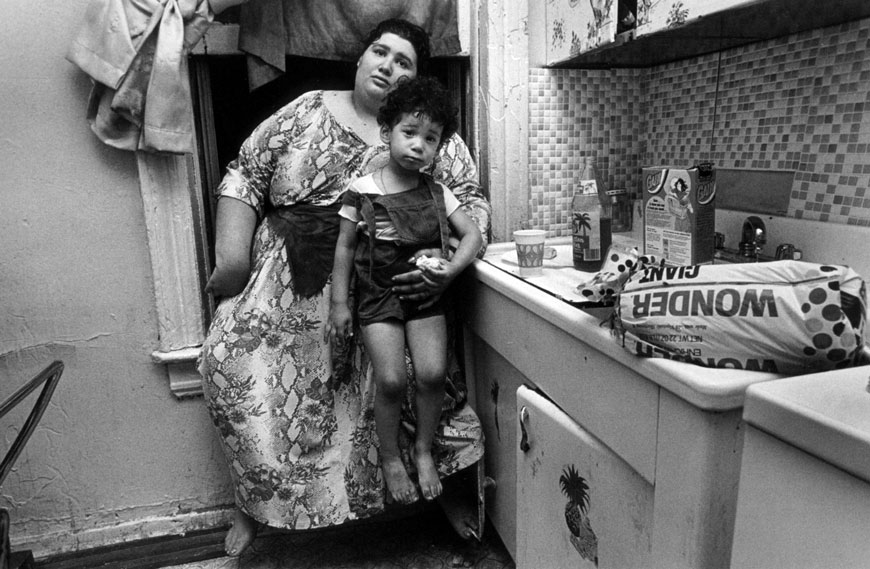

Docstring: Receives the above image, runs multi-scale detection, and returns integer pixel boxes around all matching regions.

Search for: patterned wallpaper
[529,18,870,237]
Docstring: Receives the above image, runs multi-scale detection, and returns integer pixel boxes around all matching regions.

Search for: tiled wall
[528,67,643,234]
[529,18,870,237]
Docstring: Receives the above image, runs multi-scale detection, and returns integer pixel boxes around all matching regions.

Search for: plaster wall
[0,0,233,559]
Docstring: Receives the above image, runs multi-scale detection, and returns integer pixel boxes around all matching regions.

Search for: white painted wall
[0,0,233,559]
[475,0,530,242]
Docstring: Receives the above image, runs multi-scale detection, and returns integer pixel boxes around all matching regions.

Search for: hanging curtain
[238,0,461,90]
[66,0,245,154]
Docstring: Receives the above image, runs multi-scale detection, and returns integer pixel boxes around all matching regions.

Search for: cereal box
[642,164,716,266]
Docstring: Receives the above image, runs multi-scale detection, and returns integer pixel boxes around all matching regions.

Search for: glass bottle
[571,156,612,271]
[607,188,631,232]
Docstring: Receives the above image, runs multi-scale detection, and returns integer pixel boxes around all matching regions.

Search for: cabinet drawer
[516,386,653,569]
[466,280,659,482]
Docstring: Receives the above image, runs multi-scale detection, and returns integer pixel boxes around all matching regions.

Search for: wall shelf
[548,0,870,69]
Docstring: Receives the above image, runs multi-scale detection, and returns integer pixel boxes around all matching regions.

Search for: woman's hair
[377,76,458,147]
[362,18,432,75]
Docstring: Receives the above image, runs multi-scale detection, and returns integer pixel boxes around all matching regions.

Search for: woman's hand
[391,248,453,310]
[205,263,250,299]
[418,258,462,287]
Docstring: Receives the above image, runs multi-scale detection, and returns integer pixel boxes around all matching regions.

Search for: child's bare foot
[383,456,418,504]
[414,449,443,501]
[225,509,258,557]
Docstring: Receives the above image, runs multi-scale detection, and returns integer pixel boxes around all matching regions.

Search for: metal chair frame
[0,361,64,487]
[1,360,64,569]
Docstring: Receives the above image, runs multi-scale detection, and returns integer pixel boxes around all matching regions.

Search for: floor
[159,509,515,569]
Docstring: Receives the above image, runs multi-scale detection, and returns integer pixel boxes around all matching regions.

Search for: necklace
[378,168,388,193]
[379,168,418,195]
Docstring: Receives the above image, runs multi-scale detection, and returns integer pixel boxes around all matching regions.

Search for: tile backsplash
[529,17,870,237]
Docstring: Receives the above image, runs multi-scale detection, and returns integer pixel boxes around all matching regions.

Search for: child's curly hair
[377,76,458,148]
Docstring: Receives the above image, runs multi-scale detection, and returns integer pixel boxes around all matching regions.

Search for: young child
[325,77,483,505]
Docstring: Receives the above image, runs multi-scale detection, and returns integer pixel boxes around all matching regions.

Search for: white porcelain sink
[716,209,870,278]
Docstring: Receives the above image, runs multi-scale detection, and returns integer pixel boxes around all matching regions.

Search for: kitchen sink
[713,248,774,264]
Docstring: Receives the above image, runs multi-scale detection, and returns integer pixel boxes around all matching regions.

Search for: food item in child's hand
[415,255,444,270]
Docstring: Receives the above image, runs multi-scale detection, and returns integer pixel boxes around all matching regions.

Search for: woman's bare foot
[438,475,480,541]
[414,449,443,501]
[383,456,419,504]
[225,509,258,557]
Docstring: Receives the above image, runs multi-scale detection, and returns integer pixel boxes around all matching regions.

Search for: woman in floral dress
[197,19,490,556]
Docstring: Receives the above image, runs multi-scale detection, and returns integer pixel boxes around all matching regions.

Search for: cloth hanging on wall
[239,0,461,90]
[66,0,242,154]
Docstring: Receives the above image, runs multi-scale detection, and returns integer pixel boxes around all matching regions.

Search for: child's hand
[415,255,457,287]
[324,303,354,344]
[414,256,463,307]
[205,263,250,299]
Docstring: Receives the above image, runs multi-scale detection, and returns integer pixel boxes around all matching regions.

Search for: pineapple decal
[559,465,598,565]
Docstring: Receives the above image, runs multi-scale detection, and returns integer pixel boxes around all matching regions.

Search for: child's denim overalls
[354,175,451,324]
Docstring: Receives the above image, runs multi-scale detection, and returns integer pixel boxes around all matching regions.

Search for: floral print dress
[198,91,490,530]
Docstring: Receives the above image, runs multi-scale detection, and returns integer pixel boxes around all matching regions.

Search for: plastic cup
[513,229,547,277]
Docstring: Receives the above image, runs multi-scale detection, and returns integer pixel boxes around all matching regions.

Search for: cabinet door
[636,0,755,36]
[516,386,653,569]
[545,0,620,64]
[467,334,524,559]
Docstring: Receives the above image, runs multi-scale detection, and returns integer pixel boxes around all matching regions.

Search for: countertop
[477,236,787,411]
[478,234,869,411]
[482,236,617,305]
[743,366,870,483]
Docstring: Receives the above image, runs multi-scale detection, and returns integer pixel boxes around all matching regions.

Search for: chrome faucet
[740,216,767,259]
[775,243,795,260]
[775,243,802,261]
